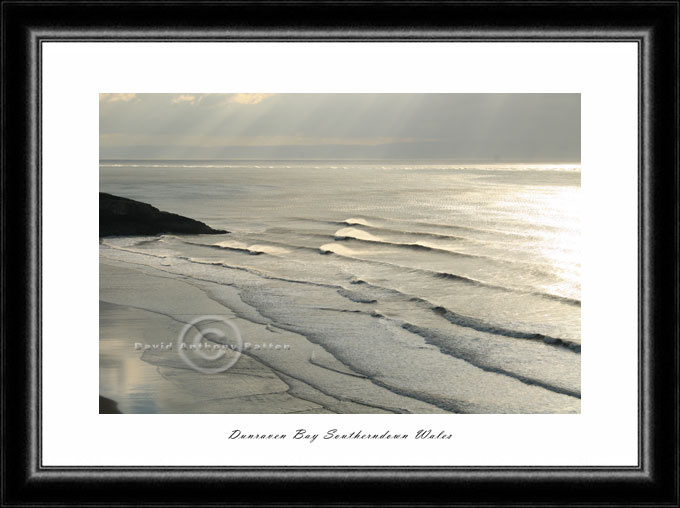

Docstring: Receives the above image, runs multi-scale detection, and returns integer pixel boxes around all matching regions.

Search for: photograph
[99,93,582,415]
[5,0,678,503]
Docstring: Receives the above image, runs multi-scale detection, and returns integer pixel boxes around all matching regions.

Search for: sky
[100,93,580,162]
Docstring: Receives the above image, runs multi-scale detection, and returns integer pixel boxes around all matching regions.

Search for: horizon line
[99,158,581,164]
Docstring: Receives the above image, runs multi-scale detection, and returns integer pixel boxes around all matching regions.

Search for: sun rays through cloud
[99,93,580,162]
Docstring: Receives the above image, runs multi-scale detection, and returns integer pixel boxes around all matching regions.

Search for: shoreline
[99,261,340,414]
[99,253,580,414]
[98,259,451,414]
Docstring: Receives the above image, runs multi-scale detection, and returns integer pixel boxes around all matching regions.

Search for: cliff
[100,192,228,237]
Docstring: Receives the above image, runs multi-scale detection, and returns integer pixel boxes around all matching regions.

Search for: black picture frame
[2,1,678,506]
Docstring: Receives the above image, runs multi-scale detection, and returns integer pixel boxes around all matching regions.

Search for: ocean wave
[287,215,538,240]
[107,235,578,307]
[298,301,580,398]
[333,234,486,259]
[103,243,579,354]
[337,224,467,242]
[427,305,581,352]
[176,239,292,256]
[333,226,571,274]
[319,244,579,307]
[175,254,578,348]
[399,322,580,398]
[180,237,318,256]
[337,217,539,240]
[214,244,264,256]
[336,288,377,304]
[345,277,580,351]
[99,242,170,260]
[176,256,339,291]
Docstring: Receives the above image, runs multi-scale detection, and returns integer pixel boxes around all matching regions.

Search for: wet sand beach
[99,261,450,414]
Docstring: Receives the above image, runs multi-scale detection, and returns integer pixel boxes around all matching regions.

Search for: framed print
[2,1,678,506]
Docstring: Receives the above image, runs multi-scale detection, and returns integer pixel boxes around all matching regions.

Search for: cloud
[165,93,275,106]
[171,94,198,105]
[229,93,276,105]
[100,93,138,103]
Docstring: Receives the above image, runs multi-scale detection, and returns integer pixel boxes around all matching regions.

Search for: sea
[99,159,581,414]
